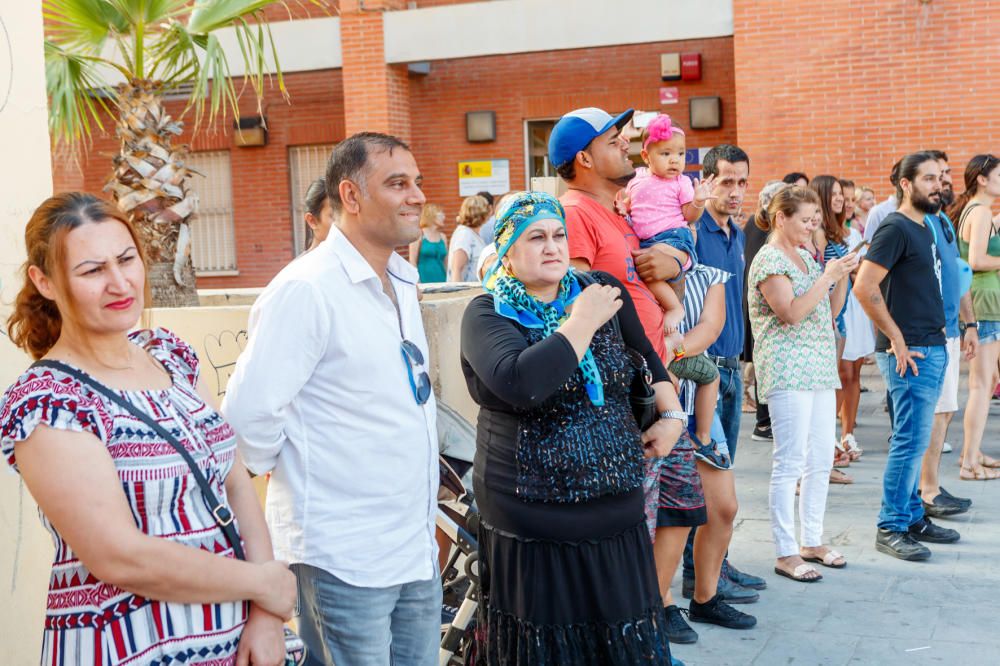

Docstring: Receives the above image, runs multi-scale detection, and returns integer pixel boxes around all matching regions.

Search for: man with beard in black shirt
[855,151,961,562]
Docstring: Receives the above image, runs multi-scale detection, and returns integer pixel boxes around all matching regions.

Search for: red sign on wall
[681,53,702,81]
[659,87,679,105]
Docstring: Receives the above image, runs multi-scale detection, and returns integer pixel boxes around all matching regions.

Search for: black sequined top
[461,272,669,503]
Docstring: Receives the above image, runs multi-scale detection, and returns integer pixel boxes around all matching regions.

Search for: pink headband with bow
[643,114,685,151]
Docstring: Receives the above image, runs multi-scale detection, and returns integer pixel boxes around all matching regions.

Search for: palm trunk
[106,79,200,308]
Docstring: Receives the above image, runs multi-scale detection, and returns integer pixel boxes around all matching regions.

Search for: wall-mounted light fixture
[466,111,496,143]
[660,53,681,81]
[234,116,268,147]
[689,97,722,130]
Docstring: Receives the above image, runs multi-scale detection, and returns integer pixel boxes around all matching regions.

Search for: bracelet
[673,345,686,361]
[692,201,706,209]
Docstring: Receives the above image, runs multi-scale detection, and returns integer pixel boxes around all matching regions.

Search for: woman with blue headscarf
[461,192,686,664]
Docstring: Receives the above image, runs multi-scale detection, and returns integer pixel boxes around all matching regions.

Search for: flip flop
[957,455,1000,469]
[774,563,823,583]
[959,465,1000,481]
[802,549,847,569]
[829,469,854,485]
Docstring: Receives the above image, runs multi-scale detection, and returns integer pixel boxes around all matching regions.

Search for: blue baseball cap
[548,107,635,170]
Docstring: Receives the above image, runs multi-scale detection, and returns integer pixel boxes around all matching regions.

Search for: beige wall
[0,3,57,661]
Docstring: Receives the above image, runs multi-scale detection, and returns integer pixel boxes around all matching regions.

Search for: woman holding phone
[749,186,858,581]
[812,175,872,467]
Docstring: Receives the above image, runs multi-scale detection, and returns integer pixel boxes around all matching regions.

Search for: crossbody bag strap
[30,359,246,560]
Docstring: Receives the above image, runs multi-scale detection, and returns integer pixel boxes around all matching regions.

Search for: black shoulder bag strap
[30,359,245,560]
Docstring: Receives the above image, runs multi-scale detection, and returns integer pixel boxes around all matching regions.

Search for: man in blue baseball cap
[548,107,636,183]
[552,107,676,358]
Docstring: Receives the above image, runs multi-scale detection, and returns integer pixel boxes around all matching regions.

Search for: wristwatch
[964,321,979,330]
[660,410,689,427]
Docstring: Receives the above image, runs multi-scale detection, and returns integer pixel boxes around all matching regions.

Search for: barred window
[186,150,237,274]
[289,144,335,256]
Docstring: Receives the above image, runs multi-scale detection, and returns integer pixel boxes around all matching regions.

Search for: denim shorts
[979,319,1000,344]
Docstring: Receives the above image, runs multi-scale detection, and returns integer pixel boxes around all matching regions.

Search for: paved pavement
[669,363,1000,666]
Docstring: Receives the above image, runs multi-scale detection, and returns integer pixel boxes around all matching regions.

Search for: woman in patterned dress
[1,193,296,665]
[748,186,858,583]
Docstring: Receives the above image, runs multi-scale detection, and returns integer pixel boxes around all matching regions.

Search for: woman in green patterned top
[748,186,858,583]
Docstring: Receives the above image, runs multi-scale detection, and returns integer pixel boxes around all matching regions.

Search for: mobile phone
[850,239,870,254]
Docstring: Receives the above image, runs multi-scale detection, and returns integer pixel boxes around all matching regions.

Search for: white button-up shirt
[222,226,438,588]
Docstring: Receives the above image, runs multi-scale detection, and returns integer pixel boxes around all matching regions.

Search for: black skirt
[474,482,673,665]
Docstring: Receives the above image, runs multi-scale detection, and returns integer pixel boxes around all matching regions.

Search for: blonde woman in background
[409,203,449,283]
[448,195,489,282]
[853,186,876,236]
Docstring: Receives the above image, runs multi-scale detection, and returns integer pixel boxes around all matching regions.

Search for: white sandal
[774,563,823,583]
[842,433,863,461]
[802,549,847,569]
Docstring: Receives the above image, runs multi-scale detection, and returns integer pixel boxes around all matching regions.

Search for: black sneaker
[751,425,773,441]
[721,559,767,590]
[908,517,960,543]
[876,529,931,561]
[922,493,968,518]
[681,573,759,604]
[938,486,972,509]
[688,594,757,630]
[663,604,698,644]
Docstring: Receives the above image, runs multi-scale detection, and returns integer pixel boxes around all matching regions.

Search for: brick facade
[52,26,736,289]
[733,0,1000,204]
[410,36,737,231]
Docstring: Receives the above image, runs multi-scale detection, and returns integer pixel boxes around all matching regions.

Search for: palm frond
[102,0,189,24]
[45,41,117,146]
[43,0,130,51]
[186,0,285,34]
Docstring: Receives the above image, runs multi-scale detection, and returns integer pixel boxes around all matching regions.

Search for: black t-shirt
[864,211,946,351]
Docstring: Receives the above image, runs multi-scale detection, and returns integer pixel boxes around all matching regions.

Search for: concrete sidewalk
[669,364,1000,666]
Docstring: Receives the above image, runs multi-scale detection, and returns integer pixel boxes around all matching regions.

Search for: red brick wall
[733,0,1000,205]
[340,3,412,138]
[409,36,738,231]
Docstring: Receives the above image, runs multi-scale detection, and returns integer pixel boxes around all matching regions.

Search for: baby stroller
[437,403,480,666]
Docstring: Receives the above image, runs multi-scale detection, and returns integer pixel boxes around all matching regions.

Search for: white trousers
[767,389,836,557]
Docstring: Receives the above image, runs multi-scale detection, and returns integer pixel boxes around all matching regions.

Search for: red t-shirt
[562,189,667,362]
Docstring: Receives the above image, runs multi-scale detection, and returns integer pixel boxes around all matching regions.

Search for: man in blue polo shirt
[675,145,764,625]
[694,145,750,458]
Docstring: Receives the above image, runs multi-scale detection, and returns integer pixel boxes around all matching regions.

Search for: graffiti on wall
[202,330,248,396]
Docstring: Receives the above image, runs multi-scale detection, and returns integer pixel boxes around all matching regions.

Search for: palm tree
[45,0,319,306]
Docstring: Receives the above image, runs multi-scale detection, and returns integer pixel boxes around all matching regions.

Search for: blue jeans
[875,346,947,531]
[293,563,442,666]
[716,363,743,463]
[683,412,729,577]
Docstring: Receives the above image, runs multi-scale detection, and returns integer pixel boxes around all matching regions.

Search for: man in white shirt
[223,132,440,665]
[863,160,902,243]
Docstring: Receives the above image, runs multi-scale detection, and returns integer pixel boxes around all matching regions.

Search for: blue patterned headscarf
[483,191,604,406]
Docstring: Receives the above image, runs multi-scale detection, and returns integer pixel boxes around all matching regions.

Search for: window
[525,119,556,185]
[289,144,335,255]
[186,151,237,274]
